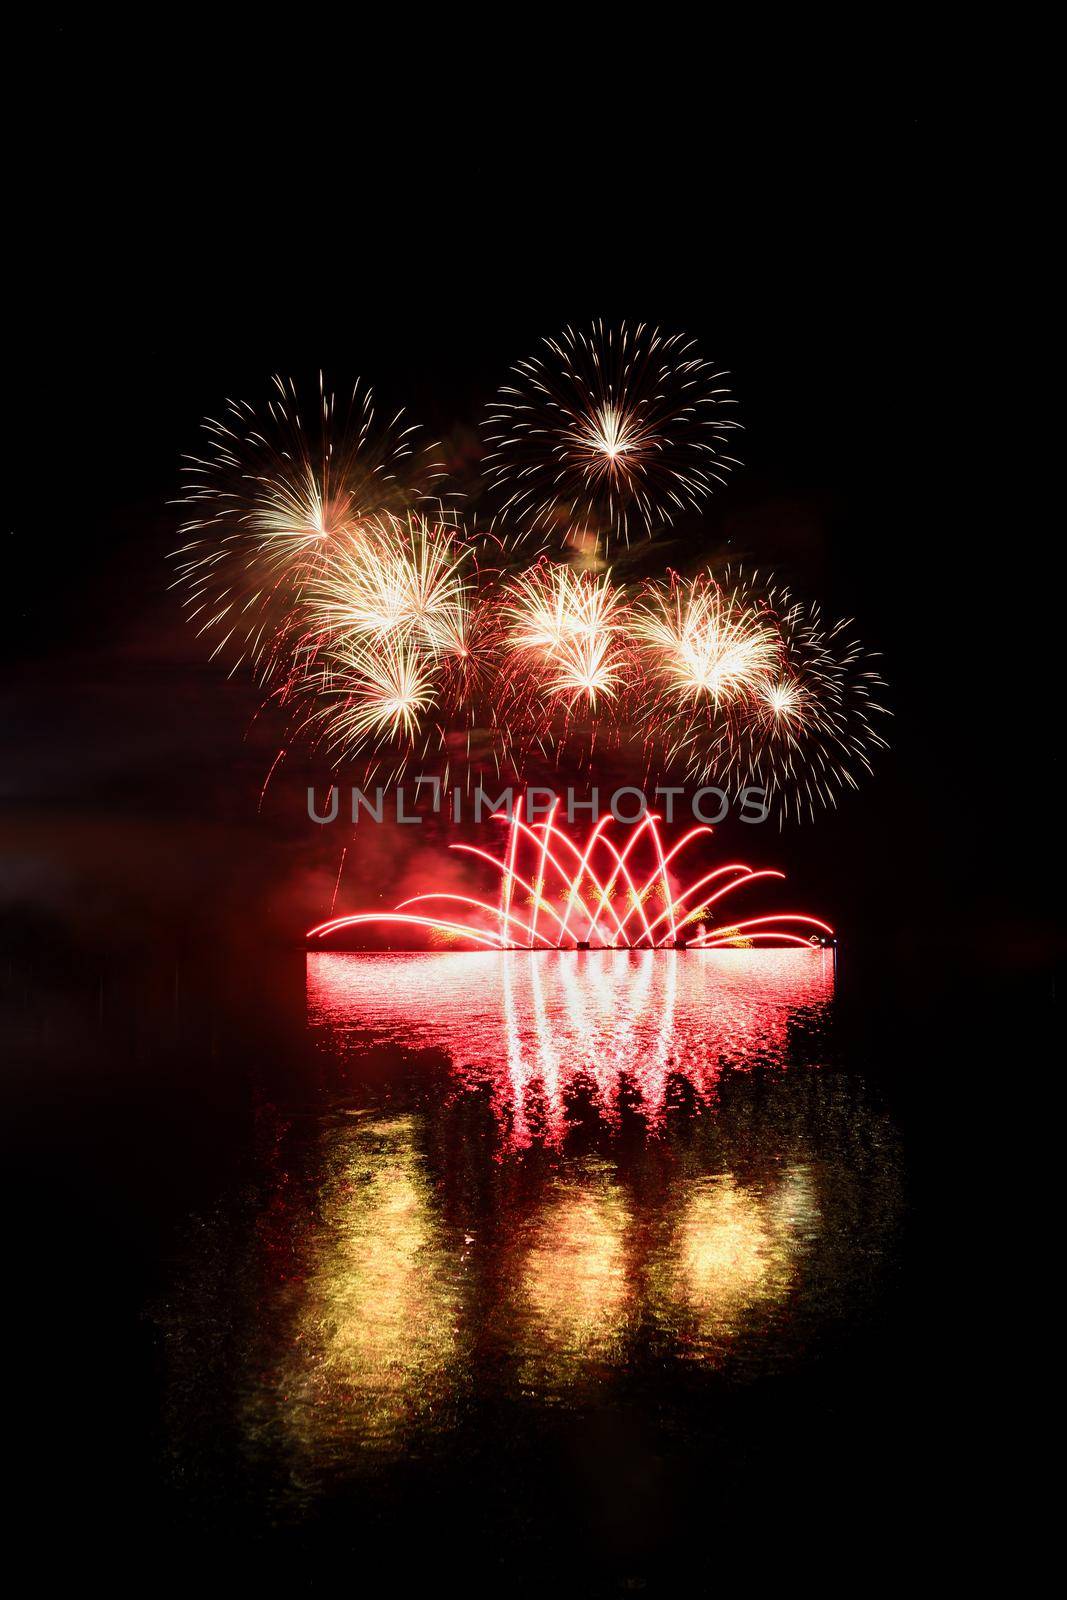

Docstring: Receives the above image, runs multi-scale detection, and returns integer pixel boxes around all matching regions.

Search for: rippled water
[306,948,836,1145]
[159,947,903,1551]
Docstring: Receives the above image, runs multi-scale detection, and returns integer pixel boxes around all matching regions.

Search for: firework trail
[308,805,834,949]
[482,320,742,548]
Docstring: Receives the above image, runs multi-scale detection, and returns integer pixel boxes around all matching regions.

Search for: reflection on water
[656,1168,818,1358]
[510,1165,634,1394]
[307,948,835,1144]
[256,1116,463,1464]
[161,948,901,1508]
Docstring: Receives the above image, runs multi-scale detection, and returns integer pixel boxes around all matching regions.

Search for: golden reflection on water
[511,1165,633,1392]
[252,1130,830,1458]
[504,1162,820,1391]
[655,1168,818,1358]
[265,1114,463,1464]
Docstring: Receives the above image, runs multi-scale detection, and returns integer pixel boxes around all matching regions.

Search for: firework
[171,373,445,680]
[699,589,891,823]
[482,320,742,547]
[630,572,889,825]
[634,572,779,708]
[496,561,632,765]
[627,568,890,821]
[310,631,438,748]
[171,358,888,815]
[309,804,834,949]
[292,512,479,763]
[305,512,471,651]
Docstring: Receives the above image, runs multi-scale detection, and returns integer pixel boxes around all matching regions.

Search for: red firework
[307,802,833,950]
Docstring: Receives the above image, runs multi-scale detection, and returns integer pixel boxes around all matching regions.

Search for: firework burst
[291,512,479,764]
[309,632,439,748]
[627,567,890,821]
[495,562,632,765]
[305,512,470,649]
[695,586,891,823]
[171,373,446,680]
[482,320,742,548]
[635,572,779,709]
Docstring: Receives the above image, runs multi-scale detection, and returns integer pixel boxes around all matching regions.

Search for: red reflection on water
[307,948,834,1148]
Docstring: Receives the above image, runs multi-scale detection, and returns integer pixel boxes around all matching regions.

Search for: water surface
[154,947,903,1578]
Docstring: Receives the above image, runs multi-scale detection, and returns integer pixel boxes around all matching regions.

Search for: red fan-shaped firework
[308,803,833,950]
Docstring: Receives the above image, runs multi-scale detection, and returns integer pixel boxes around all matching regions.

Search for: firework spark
[291,513,481,763]
[309,631,439,748]
[482,320,742,547]
[305,512,471,650]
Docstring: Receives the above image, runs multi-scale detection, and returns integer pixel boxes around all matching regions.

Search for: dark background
[4,27,1053,1588]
